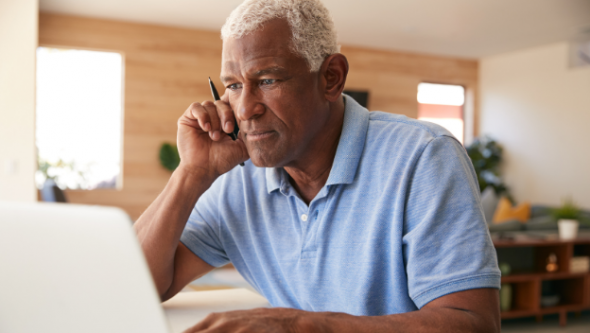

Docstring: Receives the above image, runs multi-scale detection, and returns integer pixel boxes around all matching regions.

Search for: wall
[0,0,38,202]
[480,42,590,208]
[39,13,222,219]
[39,13,478,219]
[342,45,478,126]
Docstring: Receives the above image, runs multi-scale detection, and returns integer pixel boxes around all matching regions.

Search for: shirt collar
[266,94,370,193]
[265,167,284,193]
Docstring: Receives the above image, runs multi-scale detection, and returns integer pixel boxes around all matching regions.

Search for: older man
[134,0,501,332]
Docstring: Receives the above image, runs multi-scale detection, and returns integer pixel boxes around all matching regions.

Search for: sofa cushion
[530,205,553,218]
[489,219,524,232]
[524,215,557,230]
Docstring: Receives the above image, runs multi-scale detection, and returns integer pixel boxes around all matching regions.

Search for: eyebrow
[220,66,287,83]
[220,75,234,84]
[253,66,286,76]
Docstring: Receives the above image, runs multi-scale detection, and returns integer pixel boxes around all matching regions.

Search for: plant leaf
[159,143,180,171]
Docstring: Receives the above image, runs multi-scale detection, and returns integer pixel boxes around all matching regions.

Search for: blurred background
[1,0,589,331]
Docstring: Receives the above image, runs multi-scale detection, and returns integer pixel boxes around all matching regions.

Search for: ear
[319,53,349,102]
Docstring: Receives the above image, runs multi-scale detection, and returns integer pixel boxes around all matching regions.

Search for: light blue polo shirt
[181,95,500,315]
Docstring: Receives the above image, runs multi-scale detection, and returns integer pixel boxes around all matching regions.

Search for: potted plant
[159,143,180,172]
[552,198,581,240]
[466,136,513,202]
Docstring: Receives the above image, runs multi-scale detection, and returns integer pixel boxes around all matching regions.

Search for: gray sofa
[480,188,590,232]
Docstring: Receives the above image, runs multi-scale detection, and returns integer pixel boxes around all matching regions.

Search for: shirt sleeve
[403,135,501,308]
[180,177,231,268]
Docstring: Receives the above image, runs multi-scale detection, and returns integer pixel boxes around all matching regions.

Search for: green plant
[552,197,581,220]
[466,136,512,201]
[159,143,180,171]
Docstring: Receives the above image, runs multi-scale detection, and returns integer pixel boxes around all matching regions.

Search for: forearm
[306,307,498,333]
[134,165,214,295]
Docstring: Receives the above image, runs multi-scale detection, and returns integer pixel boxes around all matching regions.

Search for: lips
[245,130,275,142]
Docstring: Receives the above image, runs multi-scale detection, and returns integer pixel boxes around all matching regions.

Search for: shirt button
[301,214,308,221]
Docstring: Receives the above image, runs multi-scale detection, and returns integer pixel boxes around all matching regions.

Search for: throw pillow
[492,197,531,224]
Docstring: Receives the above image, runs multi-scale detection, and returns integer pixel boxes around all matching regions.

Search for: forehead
[221,19,306,79]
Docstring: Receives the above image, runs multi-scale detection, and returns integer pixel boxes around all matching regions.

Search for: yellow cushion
[492,197,531,224]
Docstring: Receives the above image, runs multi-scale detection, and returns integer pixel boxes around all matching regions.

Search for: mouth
[245,131,275,142]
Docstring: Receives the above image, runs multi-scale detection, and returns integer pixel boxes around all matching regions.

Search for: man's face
[220,19,329,168]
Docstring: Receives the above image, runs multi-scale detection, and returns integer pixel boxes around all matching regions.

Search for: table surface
[162,288,270,333]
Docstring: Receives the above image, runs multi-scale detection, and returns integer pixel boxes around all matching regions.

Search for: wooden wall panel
[39,13,222,219]
[39,13,478,220]
[341,45,479,120]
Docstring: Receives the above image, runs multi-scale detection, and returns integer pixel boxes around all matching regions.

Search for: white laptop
[0,201,172,333]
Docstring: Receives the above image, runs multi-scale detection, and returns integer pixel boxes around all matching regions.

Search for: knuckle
[206,312,219,320]
[208,110,220,124]
[198,111,210,120]
[213,100,227,108]
[217,101,231,111]
[188,105,205,118]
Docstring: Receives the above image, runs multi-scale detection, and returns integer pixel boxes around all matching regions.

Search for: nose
[235,84,265,121]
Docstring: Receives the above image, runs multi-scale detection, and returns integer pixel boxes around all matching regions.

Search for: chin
[245,138,291,168]
[248,148,286,168]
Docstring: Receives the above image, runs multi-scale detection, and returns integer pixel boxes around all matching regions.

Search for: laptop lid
[0,201,171,333]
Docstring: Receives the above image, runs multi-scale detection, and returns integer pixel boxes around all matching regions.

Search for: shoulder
[364,111,461,158]
[209,160,265,194]
[197,160,266,211]
[368,111,454,141]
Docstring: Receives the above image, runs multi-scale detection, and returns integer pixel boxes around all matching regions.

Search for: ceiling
[39,0,590,59]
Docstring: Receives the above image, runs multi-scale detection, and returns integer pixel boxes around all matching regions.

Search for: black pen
[208,77,244,167]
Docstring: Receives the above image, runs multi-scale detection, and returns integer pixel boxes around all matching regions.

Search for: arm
[309,288,500,333]
[134,99,248,300]
[184,288,500,333]
[134,166,215,301]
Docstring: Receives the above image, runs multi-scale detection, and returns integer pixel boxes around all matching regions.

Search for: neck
[284,96,345,205]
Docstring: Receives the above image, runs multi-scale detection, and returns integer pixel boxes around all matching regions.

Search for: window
[36,47,124,190]
[417,83,465,144]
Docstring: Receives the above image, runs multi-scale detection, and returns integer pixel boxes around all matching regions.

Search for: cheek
[228,92,240,112]
[262,80,320,138]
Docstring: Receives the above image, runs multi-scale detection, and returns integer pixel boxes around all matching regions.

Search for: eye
[227,83,243,91]
[260,79,276,86]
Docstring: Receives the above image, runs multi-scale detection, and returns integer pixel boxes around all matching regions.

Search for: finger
[177,115,202,131]
[201,101,222,141]
[219,134,248,158]
[182,321,207,332]
[183,312,218,333]
[187,102,211,132]
[214,100,235,134]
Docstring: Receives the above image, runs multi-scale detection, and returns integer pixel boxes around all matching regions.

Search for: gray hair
[221,0,339,72]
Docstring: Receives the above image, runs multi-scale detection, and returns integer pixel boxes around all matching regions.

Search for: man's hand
[183,307,316,333]
[177,99,249,180]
